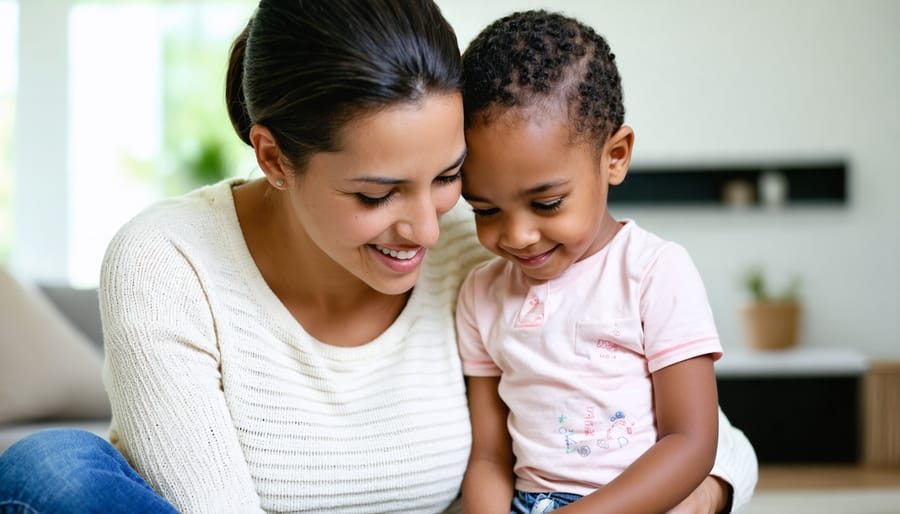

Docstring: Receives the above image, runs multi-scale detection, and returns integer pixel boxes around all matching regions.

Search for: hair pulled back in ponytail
[225,0,461,173]
[225,21,253,146]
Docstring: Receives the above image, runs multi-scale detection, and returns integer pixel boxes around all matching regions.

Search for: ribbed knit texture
[99,180,489,513]
[713,409,759,513]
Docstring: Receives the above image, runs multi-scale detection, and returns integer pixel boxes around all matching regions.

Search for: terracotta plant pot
[740,301,801,351]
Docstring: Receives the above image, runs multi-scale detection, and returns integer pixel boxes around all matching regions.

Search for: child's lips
[510,247,557,266]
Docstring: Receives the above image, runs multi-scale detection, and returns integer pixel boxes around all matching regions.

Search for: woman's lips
[371,244,425,272]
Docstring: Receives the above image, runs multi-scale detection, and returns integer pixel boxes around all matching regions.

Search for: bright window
[67,2,255,286]
[0,1,17,264]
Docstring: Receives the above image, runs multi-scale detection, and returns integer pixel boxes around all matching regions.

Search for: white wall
[12,0,71,284]
[11,1,898,357]
[437,0,900,358]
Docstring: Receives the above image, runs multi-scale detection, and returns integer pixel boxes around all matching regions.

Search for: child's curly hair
[462,10,625,147]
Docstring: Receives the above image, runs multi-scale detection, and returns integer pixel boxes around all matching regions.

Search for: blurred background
[3,0,897,360]
[1,2,899,510]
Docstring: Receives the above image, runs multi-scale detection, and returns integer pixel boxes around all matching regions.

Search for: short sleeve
[455,270,501,377]
[639,244,723,372]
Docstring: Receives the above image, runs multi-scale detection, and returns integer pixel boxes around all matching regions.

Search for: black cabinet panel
[717,376,860,463]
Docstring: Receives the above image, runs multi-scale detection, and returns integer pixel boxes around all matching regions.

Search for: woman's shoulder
[437,198,477,245]
[111,180,238,246]
[428,199,494,278]
[435,199,492,257]
[101,180,243,281]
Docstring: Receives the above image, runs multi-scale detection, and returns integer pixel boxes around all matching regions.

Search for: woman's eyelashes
[435,169,463,184]
[353,171,462,207]
[355,191,394,207]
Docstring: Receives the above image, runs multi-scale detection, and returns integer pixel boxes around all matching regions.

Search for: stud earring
[274,179,285,188]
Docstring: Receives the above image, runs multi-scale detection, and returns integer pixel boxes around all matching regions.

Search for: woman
[0,1,756,512]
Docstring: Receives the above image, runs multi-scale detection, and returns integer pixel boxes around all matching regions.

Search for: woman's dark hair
[461,10,624,147]
[226,0,461,172]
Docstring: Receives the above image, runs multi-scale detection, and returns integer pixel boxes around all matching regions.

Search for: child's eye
[356,192,394,207]
[435,170,462,185]
[532,198,563,213]
[471,206,499,218]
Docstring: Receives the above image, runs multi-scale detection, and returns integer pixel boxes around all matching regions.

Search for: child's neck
[583,214,625,261]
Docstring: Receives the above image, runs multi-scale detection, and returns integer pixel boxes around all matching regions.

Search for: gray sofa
[0,284,110,453]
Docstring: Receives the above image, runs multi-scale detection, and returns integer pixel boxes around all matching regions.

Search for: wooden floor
[758,465,900,491]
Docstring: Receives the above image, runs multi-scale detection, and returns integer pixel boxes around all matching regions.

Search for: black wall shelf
[609,161,847,207]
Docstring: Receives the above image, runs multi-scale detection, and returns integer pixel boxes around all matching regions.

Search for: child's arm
[462,376,515,514]
[557,354,719,514]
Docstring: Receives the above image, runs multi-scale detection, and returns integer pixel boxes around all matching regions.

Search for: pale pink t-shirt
[456,221,723,496]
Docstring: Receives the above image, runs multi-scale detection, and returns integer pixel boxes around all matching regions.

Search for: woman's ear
[605,125,635,186]
[250,124,289,190]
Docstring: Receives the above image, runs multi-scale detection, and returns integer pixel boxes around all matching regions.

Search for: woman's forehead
[308,93,466,180]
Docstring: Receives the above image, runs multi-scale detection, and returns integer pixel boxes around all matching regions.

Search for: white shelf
[716,347,868,378]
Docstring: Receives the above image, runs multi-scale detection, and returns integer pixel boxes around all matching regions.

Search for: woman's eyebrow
[347,148,468,185]
[348,176,407,185]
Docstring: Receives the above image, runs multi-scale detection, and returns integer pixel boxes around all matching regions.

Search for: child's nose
[499,215,540,250]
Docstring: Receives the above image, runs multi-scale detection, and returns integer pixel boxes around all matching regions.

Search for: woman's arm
[670,407,759,514]
[100,225,264,514]
[557,355,719,514]
[709,408,759,512]
[462,376,515,514]
[669,474,730,514]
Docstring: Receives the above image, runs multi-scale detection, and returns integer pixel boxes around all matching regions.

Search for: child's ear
[604,125,635,186]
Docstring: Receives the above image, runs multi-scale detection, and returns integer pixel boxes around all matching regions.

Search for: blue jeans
[0,429,178,514]
[511,490,583,514]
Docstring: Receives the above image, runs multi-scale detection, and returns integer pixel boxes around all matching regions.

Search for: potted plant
[740,267,802,351]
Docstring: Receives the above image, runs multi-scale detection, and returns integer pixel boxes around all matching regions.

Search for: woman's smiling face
[286,92,466,295]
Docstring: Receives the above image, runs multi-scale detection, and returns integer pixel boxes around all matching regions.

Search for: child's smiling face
[462,109,633,281]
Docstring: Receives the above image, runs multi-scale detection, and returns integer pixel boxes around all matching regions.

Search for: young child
[456,10,723,514]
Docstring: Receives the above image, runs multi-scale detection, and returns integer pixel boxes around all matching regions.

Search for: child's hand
[666,475,730,514]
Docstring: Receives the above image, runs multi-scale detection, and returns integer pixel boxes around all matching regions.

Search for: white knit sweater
[99,179,757,513]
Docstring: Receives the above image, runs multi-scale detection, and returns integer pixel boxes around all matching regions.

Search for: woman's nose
[397,196,440,248]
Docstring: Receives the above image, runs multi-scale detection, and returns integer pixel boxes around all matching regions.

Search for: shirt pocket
[573,319,645,376]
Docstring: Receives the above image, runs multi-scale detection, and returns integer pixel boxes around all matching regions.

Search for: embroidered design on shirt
[597,411,635,450]
[557,412,591,457]
[557,407,640,457]
[516,294,545,327]
[583,406,596,439]
[595,338,621,359]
